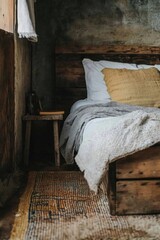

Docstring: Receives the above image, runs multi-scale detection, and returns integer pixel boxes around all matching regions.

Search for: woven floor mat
[10,171,160,240]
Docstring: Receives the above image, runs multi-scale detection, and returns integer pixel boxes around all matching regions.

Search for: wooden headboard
[54,45,160,116]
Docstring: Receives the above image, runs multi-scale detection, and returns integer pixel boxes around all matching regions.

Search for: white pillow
[137,63,160,71]
[82,58,138,101]
[70,98,106,113]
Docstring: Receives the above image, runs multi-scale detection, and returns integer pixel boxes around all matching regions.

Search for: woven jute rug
[10,171,160,240]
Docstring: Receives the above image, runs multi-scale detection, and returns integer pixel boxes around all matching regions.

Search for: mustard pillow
[102,67,160,107]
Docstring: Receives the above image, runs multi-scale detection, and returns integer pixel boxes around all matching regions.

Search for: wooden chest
[107,146,160,215]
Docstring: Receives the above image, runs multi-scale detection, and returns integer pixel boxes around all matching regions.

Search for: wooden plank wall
[0,0,15,33]
[55,45,160,116]
[14,37,31,166]
[55,53,86,116]
[0,29,14,172]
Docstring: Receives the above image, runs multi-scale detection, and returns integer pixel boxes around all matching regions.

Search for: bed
[55,45,160,215]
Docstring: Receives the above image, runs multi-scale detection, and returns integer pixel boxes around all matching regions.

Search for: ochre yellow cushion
[102,67,160,107]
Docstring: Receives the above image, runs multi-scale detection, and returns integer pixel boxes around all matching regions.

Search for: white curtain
[17,0,38,42]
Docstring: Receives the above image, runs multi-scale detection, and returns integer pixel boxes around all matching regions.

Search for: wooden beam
[55,45,160,55]
[0,0,15,33]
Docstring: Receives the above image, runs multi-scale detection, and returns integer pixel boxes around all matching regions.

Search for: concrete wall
[33,0,160,109]
[32,0,54,109]
[52,0,160,46]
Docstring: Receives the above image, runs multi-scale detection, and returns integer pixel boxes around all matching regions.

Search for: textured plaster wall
[52,0,160,46]
[33,0,160,108]
[32,0,54,109]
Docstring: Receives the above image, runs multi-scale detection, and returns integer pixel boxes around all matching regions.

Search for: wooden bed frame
[55,45,160,215]
[55,45,160,115]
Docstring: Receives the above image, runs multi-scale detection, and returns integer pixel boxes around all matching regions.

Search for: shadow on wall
[51,0,160,46]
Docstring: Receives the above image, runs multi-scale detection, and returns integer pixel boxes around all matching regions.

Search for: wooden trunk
[107,145,160,215]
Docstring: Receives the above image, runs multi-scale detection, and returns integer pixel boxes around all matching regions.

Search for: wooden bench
[23,111,64,167]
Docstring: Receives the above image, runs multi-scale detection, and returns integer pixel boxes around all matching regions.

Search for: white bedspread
[60,102,160,192]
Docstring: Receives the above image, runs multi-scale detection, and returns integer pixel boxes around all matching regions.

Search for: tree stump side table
[23,111,64,167]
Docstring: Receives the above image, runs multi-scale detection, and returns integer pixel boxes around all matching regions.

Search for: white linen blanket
[60,102,160,192]
[17,0,38,42]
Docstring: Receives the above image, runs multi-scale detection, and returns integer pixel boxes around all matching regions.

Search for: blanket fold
[17,0,38,42]
[60,102,160,192]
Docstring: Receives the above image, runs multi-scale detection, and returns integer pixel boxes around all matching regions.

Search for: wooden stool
[23,111,64,167]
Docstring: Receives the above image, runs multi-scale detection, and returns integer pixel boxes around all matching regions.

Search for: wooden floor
[0,180,26,240]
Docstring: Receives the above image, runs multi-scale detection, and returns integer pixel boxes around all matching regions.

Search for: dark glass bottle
[27,91,41,115]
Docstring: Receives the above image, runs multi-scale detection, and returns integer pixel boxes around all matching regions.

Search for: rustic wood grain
[116,146,160,179]
[23,114,64,166]
[0,0,14,33]
[55,45,160,54]
[55,45,160,115]
[24,121,31,166]
[14,36,31,165]
[116,180,160,215]
[53,121,60,167]
[23,114,63,121]
[0,30,14,171]
[107,162,116,215]
[108,146,160,215]
[54,87,87,116]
